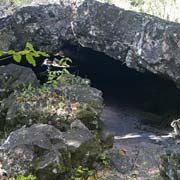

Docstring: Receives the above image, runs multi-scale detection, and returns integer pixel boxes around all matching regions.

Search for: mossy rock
[0,124,101,180]
[0,75,103,132]
[159,150,180,180]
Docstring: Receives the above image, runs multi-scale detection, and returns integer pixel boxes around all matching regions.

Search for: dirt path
[100,101,175,180]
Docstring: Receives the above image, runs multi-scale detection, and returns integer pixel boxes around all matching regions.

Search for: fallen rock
[0,74,103,131]
[0,64,39,100]
[0,123,100,180]
[159,147,180,180]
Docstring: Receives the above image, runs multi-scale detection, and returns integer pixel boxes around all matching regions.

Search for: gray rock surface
[0,0,78,18]
[1,1,180,179]
[0,64,39,99]
[159,147,180,180]
[0,73,103,131]
[1,0,180,86]
[101,103,180,179]
[0,123,100,179]
[73,0,180,87]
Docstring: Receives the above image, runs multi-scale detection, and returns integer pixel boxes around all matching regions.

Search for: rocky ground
[0,64,179,180]
[100,100,180,180]
[0,64,105,180]
[0,1,180,179]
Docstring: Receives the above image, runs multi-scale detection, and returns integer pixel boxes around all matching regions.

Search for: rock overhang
[0,0,180,87]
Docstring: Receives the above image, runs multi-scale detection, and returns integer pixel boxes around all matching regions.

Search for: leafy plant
[47,69,60,88]
[0,42,74,87]
[15,174,36,180]
[58,57,72,67]
[0,42,49,66]
[98,152,110,167]
[0,127,13,139]
[47,56,73,87]
[71,166,95,180]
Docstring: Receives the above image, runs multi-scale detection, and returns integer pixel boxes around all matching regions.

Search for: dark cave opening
[61,45,180,127]
[1,44,180,128]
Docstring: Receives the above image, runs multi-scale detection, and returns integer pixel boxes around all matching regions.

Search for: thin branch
[0,55,12,61]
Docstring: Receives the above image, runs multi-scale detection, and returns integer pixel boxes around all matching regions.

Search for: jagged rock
[0,74,103,131]
[0,0,78,18]
[0,64,40,130]
[0,0,74,53]
[70,119,89,130]
[159,147,180,180]
[1,0,180,87]
[0,64,39,99]
[59,77,103,130]
[171,119,180,138]
[73,0,180,87]
[0,124,100,179]
[1,1,180,179]
[99,130,114,149]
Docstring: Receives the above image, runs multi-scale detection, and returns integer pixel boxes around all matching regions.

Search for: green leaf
[59,57,72,67]
[32,52,40,57]
[59,58,65,65]
[77,169,84,174]
[0,51,4,56]
[18,50,30,55]
[62,68,70,75]
[65,57,72,63]
[26,53,36,66]
[7,50,15,55]
[59,77,65,84]
[37,51,49,57]
[26,42,35,51]
[13,54,22,63]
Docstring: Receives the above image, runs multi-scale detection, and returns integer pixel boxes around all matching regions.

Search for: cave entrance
[61,45,180,128]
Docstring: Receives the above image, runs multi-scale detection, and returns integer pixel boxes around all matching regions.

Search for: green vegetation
[70,152,110,180]
[0,42,73,87]
[8,174,37,180]
[15,174,36,180]
[71,166,95,180]
[0,42,77,131]
[13,82,69,129]
[0,127,13,140]
[47,57,73,87]
[98,152,110,167]
[0,42,49,66]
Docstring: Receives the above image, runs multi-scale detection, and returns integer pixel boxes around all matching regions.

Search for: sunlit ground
[114,132,172,141]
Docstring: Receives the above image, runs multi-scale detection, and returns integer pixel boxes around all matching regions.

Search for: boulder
[0,64,39,100]
[0,0,78,18]
[1,0,180,86]
[0,0,74,53]
[73,0,180,87]
[159,147,180,180]
[0,74,103,131]
[0,123,100,179]
[0,64,40,129]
